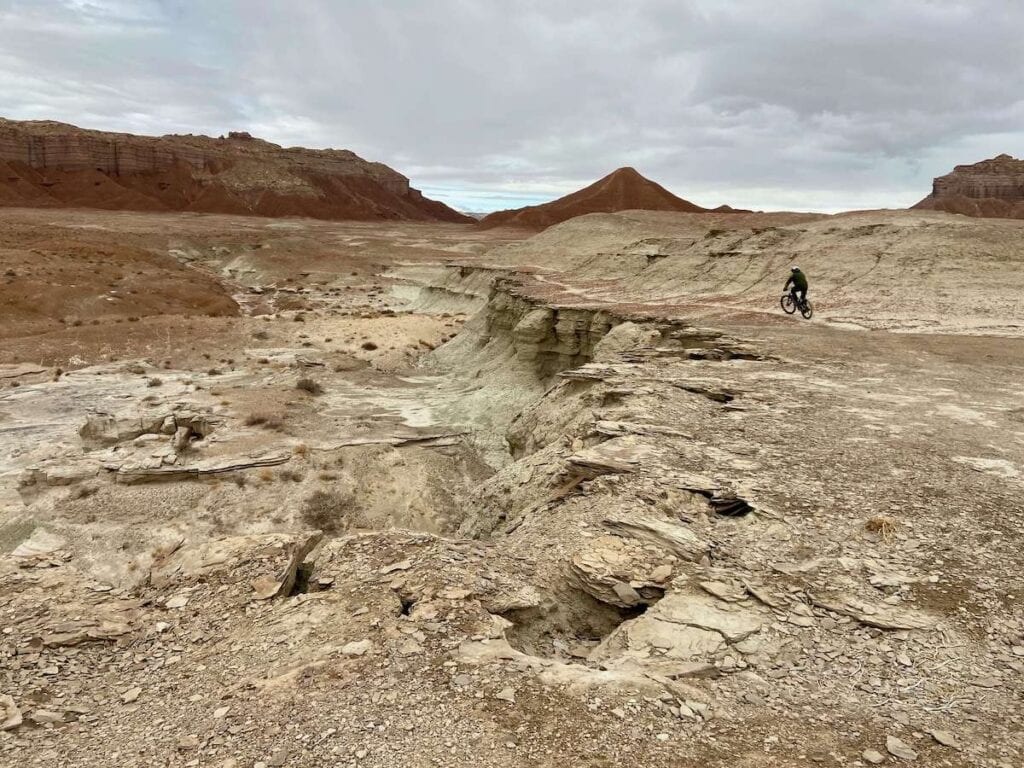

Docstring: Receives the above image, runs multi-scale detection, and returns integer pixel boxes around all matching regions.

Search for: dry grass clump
[296,377,323,395]
[300,489,354,535]
[865,515,898,543]
[244,412,285,430]
[292,442,310,458]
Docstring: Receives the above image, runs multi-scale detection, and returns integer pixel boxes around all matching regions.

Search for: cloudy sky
[1,0,1021,213]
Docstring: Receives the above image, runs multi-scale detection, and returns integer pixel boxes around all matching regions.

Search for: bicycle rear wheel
[780,294,796,314]
[800,299,814,319]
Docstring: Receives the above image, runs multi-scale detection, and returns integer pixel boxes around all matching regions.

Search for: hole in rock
[288,561,316,596]
[399,596,417,616]
[709,495,753,517]
[498,590,651,663]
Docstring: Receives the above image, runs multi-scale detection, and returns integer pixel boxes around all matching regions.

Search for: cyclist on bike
[784,266,808,307]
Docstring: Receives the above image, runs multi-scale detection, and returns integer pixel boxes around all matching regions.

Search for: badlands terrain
[0,202,1023,768]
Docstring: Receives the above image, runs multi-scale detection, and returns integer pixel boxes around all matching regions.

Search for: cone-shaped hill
[479,167,734,229]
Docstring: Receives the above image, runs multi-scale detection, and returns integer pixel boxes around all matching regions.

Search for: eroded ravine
[3,246,1023,767]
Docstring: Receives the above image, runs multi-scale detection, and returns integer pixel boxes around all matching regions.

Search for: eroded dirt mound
[0,119,472,223]
[479,167,717,230]
[0,218,238,338]
[913,154,1024,220]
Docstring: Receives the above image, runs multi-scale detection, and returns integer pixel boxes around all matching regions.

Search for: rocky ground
[0,206,1022,767]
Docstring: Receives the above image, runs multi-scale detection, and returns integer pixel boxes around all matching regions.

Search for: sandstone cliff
[0,119,471,222]
[913,154,1024,219]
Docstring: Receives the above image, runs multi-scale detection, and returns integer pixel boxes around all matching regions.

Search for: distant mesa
[913,154,1024,220]
[0,118,471,223]
[479,167,745,229]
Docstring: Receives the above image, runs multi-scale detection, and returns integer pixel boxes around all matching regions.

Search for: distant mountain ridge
[0,118,471,222]
[479,167,743,229]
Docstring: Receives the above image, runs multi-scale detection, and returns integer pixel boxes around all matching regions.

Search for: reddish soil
[0,218,238,340]
[479,167,725,230]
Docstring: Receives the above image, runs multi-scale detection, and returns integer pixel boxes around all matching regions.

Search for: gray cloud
[1,0,1022,211]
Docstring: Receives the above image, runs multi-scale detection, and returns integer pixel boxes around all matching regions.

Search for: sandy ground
[0,206,1021,768]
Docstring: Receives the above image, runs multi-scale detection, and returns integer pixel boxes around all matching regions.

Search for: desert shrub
[865,515,898,543]
[296,377,323,395]
[146,377,163,388]
[301,489,354,534]
[244,412,284,430]
[252,329,269,340]
[278,468,304,483]
[360,341,378,351]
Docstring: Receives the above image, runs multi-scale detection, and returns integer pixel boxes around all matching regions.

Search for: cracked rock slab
[593,590,765,662]
[568,535,673,608]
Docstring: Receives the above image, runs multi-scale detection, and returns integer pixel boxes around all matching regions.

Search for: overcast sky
[1,0,1022,213]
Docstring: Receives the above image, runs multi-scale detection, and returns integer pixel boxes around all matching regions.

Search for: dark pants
[790,286,807,305]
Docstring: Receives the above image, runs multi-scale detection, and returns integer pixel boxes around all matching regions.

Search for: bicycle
[780,292,814,319]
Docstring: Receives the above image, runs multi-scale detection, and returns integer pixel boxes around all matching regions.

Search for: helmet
[791,266,800,272]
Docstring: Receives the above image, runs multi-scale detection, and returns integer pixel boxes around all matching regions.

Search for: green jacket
[786,271,808,291]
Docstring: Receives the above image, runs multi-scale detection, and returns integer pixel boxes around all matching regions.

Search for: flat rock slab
[603,514,708,562]
[109,453,291,484]
[594,590,764,661]
[567,436,661,477]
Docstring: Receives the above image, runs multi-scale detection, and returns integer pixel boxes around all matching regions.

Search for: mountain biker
[784,266,808,307]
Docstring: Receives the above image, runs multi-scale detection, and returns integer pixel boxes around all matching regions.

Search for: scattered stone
[886,735,918,760]
[0,695,21,731]
[494,687,516,703]
[650,564,673,583]
[166,595,189,609]
[122,686,143,703]
[862,749,885,765]
[342,640,372,656]
[176,735,200,750]
[30,709,64,725]
[970,676,1000,689]
[381,559,413,574]
[397,638,424,656]
[926,729,960,749]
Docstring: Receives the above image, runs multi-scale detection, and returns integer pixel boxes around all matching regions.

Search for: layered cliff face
[913,154,1024,219]
[0,119,472,222]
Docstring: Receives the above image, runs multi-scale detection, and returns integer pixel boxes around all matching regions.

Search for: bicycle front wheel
[780,294,796,314]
